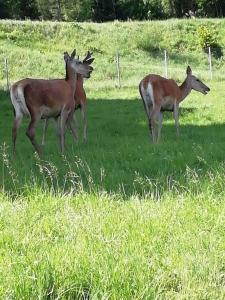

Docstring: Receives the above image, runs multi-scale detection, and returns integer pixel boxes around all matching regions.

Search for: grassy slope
[0,19,225,299]
[1,18,225,87]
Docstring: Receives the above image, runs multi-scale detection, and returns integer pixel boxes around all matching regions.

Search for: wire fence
[1,47,225,91]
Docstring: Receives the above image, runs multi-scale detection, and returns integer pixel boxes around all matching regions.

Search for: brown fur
[139,66,210,143]
[141,75,182,104]
[11,50,92,155]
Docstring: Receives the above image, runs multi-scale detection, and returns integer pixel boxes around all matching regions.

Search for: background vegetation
[0,0,225,21]
[0,19,225,299]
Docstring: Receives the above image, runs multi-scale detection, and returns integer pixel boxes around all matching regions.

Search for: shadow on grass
[0,90,224,197]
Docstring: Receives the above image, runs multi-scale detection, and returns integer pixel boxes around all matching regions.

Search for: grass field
[0,19,225,299]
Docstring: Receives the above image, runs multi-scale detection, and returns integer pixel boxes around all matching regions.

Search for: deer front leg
[59,109,70,153]
[42,119,49,146]
[54,117,61,148]
[67,112,78,144]
[173,101,180,137]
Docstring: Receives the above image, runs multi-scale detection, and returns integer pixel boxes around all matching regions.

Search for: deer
[41,51,94,145]
[10,49,93,155]
[139,66,210,143]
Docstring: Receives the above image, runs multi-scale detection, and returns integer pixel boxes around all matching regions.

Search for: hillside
[0,19,225,88]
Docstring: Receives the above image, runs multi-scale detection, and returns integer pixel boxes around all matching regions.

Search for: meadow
[0,19,225,299]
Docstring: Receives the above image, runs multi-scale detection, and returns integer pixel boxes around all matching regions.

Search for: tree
[63,0,93,21]
[36,0,63,20]
[19,0,39,19]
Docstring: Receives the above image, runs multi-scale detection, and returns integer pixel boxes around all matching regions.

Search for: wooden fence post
[164,50,168,78]
[208,47,212,80]
[4,57,10,91]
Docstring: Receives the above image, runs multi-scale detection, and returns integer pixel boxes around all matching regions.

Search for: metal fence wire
[1,47,225,91]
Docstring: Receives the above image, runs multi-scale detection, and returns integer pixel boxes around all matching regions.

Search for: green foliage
[197,25,223,57]
[1,0,225,21]
[197,25,217,49]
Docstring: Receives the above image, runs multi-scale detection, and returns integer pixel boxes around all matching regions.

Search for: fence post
[116,51,121,88]
[208,47,212,80]
[164,50,168,78]
[4,57,10,92]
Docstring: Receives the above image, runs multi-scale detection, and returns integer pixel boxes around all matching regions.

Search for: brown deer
[41,51,94,145]
[10,49,93,155]
[139,66,210,143]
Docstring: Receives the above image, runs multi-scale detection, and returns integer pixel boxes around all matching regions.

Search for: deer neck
[65,62,77,91]
[77,74,83,82]
[179,77,192,102]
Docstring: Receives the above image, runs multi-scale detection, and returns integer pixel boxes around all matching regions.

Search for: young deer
[10,49,93,155]
[42,51,94,145]
[139,66,210,143]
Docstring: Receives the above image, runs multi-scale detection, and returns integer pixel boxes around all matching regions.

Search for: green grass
[0,19,225,299]
[1,191,225,299]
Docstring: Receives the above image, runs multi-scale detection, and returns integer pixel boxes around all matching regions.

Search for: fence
[111,47,225,89]
[1,47,225,91]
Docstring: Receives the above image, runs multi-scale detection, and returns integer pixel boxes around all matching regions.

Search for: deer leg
[142,99,153,140]
[26,115,42,155]
[81,104,87,141]
[150,107,160,143]
[67,112,78,144]
[157,112,163,143]
[52,117,61,148]
[42,119,49,146]
[59,110,69,153]
[12,115,23,156]
[173,102,180,137]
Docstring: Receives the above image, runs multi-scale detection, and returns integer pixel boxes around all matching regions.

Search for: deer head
[64,49,93,78]
[186,66,210,95]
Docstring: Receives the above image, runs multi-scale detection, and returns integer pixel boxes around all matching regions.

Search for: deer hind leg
[173,101,180,137]
[157,112,163,143]
[26,114,42,155]
[12,114,23,156]
[141,97,153,140]
[150,107,161,143]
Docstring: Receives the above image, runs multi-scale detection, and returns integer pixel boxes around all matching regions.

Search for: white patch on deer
[10,85,30,118]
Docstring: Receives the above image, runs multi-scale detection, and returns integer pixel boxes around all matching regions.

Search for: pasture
[0,19,225,299]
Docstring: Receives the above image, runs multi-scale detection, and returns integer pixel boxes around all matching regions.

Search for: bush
[197,25,223,58]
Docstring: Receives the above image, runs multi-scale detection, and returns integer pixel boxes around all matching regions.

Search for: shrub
[197,25,223,58]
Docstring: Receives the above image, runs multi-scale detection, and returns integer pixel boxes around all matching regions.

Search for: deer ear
[64,52,70,62]
[186,65,192,75]
[71,49,76,59]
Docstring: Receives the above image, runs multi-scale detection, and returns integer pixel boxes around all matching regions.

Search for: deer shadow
[0,92,224,197]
